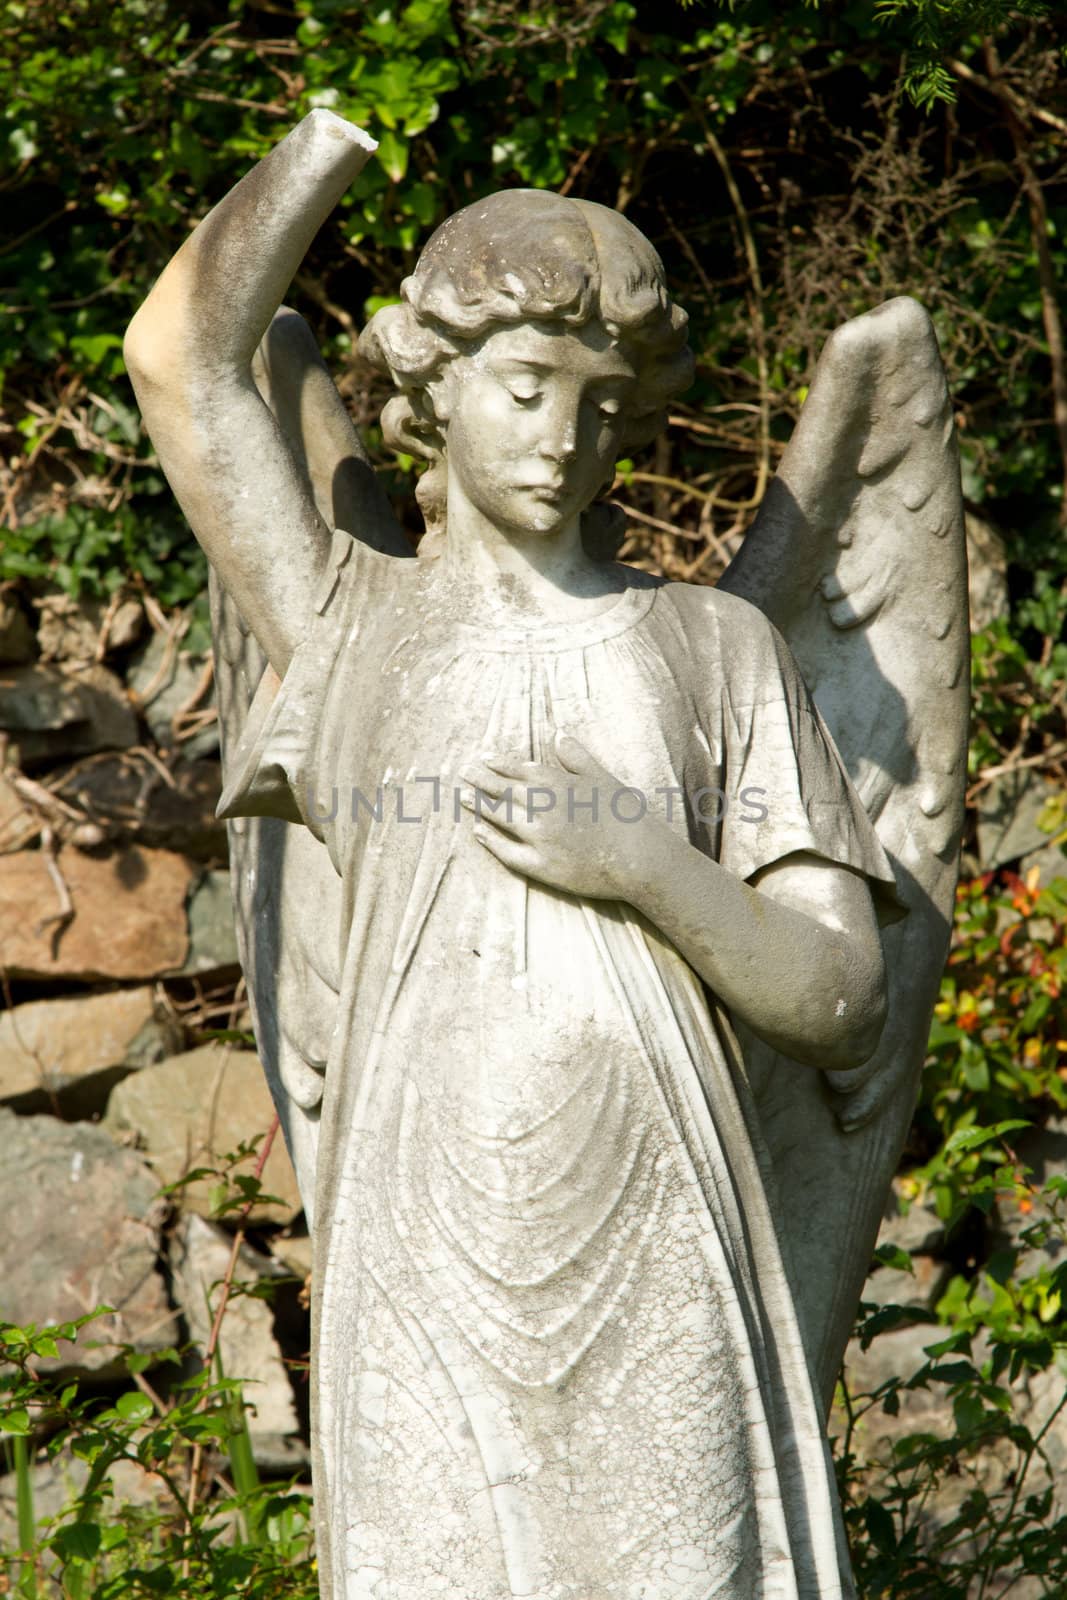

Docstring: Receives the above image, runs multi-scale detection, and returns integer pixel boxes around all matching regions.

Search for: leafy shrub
[1,1317,316,1600]
[835,863,1067,1598]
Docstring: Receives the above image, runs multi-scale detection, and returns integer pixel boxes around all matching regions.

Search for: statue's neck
[438,480,625,627]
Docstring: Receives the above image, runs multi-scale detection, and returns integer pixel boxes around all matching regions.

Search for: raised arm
[124,111,378,676]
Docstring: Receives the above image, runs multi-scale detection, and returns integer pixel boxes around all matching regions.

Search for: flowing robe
[220,535,896,1600]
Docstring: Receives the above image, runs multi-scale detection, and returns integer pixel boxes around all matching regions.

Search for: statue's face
[435,321,636,538]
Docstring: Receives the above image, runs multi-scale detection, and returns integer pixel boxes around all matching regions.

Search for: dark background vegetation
[1,1,1066,1595]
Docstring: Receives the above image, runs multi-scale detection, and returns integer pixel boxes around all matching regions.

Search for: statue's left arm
[463,735,887,1073]
[626,839,887,1073]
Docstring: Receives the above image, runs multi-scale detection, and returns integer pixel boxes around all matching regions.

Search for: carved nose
[539,419,578,463]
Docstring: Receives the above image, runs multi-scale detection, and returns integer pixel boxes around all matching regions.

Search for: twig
[699,118,771,511]
[947,56,1067,138]
[171,654,216,743]
[668,406,764,426]
[128,612,190,714]
[0,201,76,261]
[10,773,89,828]
[205,1123,281,1365]
[608,499,693,542]
[965,741,1067,805]
[125,744,179,791]
[558,146,592,198]
[977,1385,1067,1600]
[189,90,288,116]
[624,470,718,504]
[34,828,74,958]
[625,468,768,512]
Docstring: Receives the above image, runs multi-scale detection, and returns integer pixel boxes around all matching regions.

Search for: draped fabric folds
[221,536,895,1600]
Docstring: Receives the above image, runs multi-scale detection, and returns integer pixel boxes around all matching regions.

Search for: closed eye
[585,390,626,418]
[506,385,541,405]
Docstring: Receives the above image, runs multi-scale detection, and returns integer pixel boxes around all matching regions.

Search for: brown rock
[0,845,192,980]
[0,1109,177,1376]
[0,986,180,1112]
[105,1044,300,1222]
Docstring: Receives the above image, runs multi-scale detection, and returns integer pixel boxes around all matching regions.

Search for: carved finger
[459,789,528,838]
[480,750,534,778]
[460,768,510,802]
[472,825,539,877]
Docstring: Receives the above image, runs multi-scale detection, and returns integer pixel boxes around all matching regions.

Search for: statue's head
[359,190,693,551]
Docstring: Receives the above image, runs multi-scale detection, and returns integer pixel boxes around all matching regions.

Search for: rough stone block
[0,986,180,1113]
[0,846,192,980]
[0,1109,176,1376]
[0,662,137,767]
[180,869,240,976]
[104,1044,301,1222]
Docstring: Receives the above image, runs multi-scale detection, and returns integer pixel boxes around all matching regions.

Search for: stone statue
[125,110,968,1600]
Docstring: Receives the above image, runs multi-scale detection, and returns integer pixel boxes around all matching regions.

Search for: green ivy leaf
[376,128,408,182]
[115,1391,153,1424]
[51,1522,102,1562]
[943,1120,1030,1155]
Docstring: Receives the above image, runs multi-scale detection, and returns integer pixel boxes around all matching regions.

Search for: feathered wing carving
[210,309,406,1223]
[719,296,969,1409]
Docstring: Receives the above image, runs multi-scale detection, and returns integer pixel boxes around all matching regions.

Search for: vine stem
[180,1114,281,1576]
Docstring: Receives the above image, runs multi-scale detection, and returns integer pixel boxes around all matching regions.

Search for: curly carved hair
[359,189,693,550]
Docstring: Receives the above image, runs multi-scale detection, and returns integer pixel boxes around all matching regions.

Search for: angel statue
[125,110,968,1600]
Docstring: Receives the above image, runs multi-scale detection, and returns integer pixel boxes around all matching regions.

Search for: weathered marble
[125,109,968,1600]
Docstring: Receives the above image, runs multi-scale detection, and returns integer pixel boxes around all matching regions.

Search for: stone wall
[0,585,312,1537]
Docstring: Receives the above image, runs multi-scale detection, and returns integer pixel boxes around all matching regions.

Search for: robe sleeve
[716,614,904,920]
[216,529,400,849]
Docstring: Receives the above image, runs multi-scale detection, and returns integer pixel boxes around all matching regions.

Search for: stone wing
[211,309,406,1222]
[719,297,969,1407]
